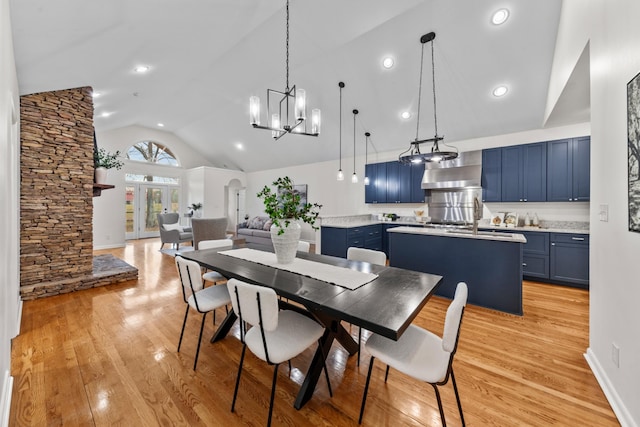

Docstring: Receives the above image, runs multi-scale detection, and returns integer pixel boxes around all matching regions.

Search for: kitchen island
[388,226,526,315]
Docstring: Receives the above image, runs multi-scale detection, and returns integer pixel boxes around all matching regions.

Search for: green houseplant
[257,176,322,235]
[257,176,322,264]
[94,148,125,170]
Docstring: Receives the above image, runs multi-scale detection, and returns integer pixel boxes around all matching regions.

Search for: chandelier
[399,32,457,164]
[249,0,321,140]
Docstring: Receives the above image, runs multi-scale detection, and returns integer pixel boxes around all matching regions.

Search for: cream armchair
[157,213,193,250]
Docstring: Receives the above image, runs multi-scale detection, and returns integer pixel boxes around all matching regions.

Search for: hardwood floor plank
[9,238,619,426]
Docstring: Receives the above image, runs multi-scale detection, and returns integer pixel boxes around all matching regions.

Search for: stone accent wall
[20,87,95,289]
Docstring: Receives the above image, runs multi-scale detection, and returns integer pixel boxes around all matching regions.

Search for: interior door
[138,184,167,238]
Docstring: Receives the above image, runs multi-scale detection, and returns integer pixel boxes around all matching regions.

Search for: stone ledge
[20,254,138,301]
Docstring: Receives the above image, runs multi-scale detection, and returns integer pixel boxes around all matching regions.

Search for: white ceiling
[11,0,579,173]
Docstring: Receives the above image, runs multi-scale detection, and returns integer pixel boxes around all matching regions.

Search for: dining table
[177,244,443,409]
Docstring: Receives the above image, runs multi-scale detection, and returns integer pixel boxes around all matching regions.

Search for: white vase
[270,219,301,264]
[95,167,108,184]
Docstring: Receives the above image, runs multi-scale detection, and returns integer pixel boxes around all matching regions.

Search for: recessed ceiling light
[401,111,411,119]
[157,123,164,127]
[92,91,101,98]
[493,85,509,97]
[491,8,510,25]
[100,112,112,118]
[382,57,395,69]
[134,65,150,73]
[235,143,244,150]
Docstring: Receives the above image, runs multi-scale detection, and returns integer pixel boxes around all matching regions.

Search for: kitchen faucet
[473,196,481,235]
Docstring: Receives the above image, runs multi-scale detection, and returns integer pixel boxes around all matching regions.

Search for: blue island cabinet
[388,231,523,315]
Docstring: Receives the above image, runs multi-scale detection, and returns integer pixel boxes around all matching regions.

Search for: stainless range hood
[421,150,482,189]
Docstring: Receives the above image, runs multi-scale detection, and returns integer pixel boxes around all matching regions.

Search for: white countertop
[387,226,527,243]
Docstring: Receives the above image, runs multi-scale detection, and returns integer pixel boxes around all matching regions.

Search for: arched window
[126,141,179,166]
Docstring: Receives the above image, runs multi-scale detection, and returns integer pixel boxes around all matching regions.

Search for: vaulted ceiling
[11,1,578,172]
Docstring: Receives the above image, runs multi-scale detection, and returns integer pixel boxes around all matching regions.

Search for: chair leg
[431,383,447,427]
[451,369,466,426]
[358,356,375,424]
[267,364,280,427]
[357,327,362,366]
[231,344,247,412]
[177,305,189,352]
[193,312,207,370]
[384,365,390,382]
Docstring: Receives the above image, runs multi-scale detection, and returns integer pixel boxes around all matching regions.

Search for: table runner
[219,248,378,290]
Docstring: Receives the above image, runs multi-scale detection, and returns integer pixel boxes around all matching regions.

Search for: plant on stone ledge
[94,148,124,170]
[257,176,322,235]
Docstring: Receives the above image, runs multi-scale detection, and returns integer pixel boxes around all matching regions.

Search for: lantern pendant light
[364,132,371,185]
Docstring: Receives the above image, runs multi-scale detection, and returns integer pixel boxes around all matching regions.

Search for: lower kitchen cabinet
[550,233,589,288]
[321,224,383,258]
[520,231,550,279]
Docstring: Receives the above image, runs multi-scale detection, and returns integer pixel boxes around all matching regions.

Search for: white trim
[584,348,637,427]
[93,243,126,250]
[0,370,13,427]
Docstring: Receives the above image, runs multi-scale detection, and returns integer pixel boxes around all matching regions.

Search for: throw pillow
[249,216,266,229]
[263,219,273,231]
[163,223,183,232]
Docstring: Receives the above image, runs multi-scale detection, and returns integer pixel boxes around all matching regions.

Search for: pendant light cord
[415,41,425,142]
[339,83,343,169]
[353,110,357,173]
[285,0,290,92]
[431,39,438,139]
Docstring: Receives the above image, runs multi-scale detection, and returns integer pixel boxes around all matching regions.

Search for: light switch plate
[599,204,609,222]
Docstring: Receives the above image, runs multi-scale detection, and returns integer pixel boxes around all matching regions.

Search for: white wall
[551,1,640,425]
[0,0,20,423]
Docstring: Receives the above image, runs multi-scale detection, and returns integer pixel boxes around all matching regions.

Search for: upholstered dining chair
[227,278,333,427]
[359,282,468,426]
[346,247,387,365]
[157,213,193,250]
[199,238,234,284]
[297,240,311,253]
[191,217,228,250]
[175,255,231,370]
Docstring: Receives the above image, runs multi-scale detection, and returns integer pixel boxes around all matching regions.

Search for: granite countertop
[387,226,527,243]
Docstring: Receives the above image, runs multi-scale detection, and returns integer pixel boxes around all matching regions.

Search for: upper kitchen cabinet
[547,137,590,201]
[481,148,502,202]
[501,142,547,202]
[365,161,425,204]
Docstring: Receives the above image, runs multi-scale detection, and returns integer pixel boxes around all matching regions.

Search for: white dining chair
[359,282,468,426]
[199,238,234,284]
[297,240,310,253]
[175,255,232,370]
[228,278,333,427]
[346,247,387,365]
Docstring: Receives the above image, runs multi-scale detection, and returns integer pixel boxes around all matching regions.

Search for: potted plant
[257,176,322,263]
[189,202,203,218]
[94,148,124,184]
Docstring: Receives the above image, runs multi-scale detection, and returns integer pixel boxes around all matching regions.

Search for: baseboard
[0,371,13,427]
[93,243,126,250]
[584,348,637,427]
[15,300,22,338]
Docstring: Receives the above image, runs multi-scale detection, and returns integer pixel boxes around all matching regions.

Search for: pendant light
[352,109,359,183]
[364,132,371,185]
[249,0,321,140]
[337,82,345,181]
[399,32,457,164]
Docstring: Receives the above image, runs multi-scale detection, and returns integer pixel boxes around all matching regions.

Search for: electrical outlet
[612,343,620,368]
[599,204,609,222]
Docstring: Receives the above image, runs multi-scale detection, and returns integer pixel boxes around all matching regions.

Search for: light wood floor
[10,238,618,426]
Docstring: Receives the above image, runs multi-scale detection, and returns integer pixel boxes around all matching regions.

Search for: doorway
[125,183,180,240]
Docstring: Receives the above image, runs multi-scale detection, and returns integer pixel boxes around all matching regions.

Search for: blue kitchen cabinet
[365,161,425,204]
[547,137,590,202]
[365,163,376,203]
[386,161,400,203]
[481,148,502,202]
[321,224,383,258]
[550,233,589,288]
[501,143,547,202]
[375,163,388,203]
[410,163,426,203]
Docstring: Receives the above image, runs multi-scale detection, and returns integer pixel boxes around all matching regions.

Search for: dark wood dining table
[177,244,442,409]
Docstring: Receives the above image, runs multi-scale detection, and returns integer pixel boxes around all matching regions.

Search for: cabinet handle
[524,199,528,202]
[551,243,556,246]
[571,237,585,241]
[522,263,527,267]
[569,198,573,201]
